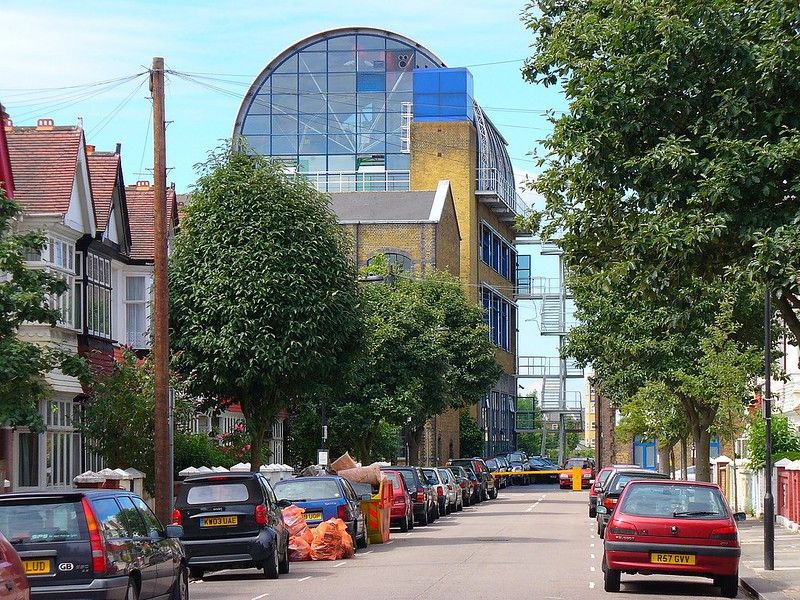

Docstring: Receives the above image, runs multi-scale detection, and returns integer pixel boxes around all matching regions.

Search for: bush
[459,411,483,458]
[174,432,234,476]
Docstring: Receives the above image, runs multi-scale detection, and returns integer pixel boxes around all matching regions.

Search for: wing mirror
[164,525,184,539]
[733,512,747,522]
[276,498,293,509]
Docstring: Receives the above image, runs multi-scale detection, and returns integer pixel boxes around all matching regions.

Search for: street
[188,485,740,600]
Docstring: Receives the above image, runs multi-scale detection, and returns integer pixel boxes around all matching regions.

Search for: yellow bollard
[572,466,582,491]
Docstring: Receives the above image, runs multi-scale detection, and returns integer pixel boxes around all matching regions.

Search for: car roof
[0,490,137,501]
[275,475,340,482]
[183,472,261,482]
[625,479,719,488]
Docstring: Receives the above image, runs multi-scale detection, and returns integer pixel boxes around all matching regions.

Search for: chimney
[136,180,151,191]
[0,104,10,128]
[36,118,55,131]
[115,143,121,155]
[85,144,95,155]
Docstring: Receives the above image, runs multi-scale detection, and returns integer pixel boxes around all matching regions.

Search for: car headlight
[582,474,591,479]
[559,473,569,479]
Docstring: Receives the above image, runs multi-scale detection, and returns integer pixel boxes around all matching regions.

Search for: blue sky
[1,0,566,192]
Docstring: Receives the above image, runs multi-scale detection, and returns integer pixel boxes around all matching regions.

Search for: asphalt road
[188,484,741,600]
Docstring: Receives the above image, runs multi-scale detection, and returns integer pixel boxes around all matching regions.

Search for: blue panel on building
[413,67,474,122]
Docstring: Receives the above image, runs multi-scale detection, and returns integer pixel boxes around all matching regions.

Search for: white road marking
[404,532,413,537]
[251,594,269,600]
[334,562,346,568]
[360,550,373,555]
[385,540,394,545]
[591,553,595,559]
[589,582,596,589]
[591,535,596,539]
[590,543,595,548]
[590,566,596,572]
[298,576,311,582]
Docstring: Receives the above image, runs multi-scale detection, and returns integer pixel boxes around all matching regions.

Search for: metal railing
[476,167,528,216]
[518,356,584,378]
[302,170,411,193]
[517,276,562,297]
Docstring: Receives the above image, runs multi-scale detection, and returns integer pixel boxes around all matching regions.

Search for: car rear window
[396,471,416,491]
[186,483,250,505]
[422,469,439,484]
[619,483,728,518]
[485,459,498,468]
[384,472,402,490]
[0,501,83,543]
[608,472,668,494]
[274,479,342,501]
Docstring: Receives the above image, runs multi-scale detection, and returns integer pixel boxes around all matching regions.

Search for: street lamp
[764,289,775,570]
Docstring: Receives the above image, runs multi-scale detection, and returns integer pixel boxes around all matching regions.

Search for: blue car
[273,476,370,549]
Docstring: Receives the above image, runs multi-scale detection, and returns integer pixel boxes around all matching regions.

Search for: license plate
[650,553,696,565]
[304,512,322,521]
[201,515,238,528]
[22,559,51,575]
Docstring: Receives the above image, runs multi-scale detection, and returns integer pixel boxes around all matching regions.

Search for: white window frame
[124,274,149,348]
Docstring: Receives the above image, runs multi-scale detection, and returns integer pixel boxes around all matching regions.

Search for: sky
[1,0,567,193]
[2,0,571,400]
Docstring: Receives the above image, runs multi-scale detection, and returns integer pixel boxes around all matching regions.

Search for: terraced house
[233,26,527,458]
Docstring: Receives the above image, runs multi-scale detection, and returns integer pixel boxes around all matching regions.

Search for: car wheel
[357,522,369,549]
[279,534,290,574]
[400,514,409,532]
[189,567,204,580]
[171,566,188,600]
[599,524,605,539]
[419,507,429,526]
[589,506,596,519]
[719,574,738,598]
[263,543,279,579]
[125,577,140,600]
[603,566,621,592]
[489,488,498,500]
[408,510,415,530]
[597,521,602,535]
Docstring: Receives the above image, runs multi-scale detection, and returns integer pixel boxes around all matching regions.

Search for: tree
[169,147,361,470]
[0,189,86,431]
[522,0,800,344]
[747,415,800,469]
[459,410,484,458]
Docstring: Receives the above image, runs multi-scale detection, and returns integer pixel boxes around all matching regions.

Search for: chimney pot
[136,180,151,190]
[86,144,95,155]
[36,118,55,130]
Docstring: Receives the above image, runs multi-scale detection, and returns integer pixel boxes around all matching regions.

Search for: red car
[603,480,742,598]
[589,464,638,518]
[0,531,29,600]
[382,469,415,532]
[560,457,595,489]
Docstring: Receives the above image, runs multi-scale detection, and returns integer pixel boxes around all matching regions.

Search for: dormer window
[86,253,112,339]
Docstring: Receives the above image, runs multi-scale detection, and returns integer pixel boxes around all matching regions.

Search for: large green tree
[169,147,361,470]
[522,1,800,341]
[0,189,85,431]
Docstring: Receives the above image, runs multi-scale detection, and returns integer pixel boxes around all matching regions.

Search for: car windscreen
[596,469,614,486]
[608,472,668,494]
[274,479,342,502]
[565,459,590,469]
[0,500,84,543]
[185,482,251,505]
[619,483,728,519]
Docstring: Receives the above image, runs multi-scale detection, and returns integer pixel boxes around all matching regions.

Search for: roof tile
[87,151,120,232]
[125,182,178,261]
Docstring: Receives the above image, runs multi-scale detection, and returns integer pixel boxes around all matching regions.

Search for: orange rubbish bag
[288,536,311,562]
[310,518,350,561]
[282,505,311,538]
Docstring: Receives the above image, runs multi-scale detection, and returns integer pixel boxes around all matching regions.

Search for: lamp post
[764,289,775,570]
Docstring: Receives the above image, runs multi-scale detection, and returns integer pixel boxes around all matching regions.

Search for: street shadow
[377,535,555,548]
[619,579,731,597]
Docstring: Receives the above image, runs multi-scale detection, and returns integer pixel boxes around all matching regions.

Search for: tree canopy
[169,147,361,469]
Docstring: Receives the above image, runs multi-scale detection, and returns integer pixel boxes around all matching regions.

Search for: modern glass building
[234,27,525,458]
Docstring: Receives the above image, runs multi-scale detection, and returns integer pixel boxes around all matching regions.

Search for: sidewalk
[738,519,800,600]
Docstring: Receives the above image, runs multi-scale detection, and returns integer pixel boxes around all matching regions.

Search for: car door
[259,476,285,552]
[131,496,175,599]
[341,480,363,531]
[116,496,159,599]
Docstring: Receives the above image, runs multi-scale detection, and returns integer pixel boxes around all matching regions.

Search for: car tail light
[81,497,107,575]
[609,526,637,535]
[171,509,182,526]
[437,486,444,497]
[710,526,738,541]
[416,487,425,502]
[255,504,268,526]
[603,497,618,510]
[460,481,467,489]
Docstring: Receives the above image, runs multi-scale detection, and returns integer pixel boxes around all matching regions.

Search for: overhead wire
[87,76,149,138]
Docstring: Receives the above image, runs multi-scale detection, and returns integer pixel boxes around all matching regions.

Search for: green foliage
[169,146,361,468]
[173,432,235,477]
[0,188,86,430]
[747,415,800,469]
[572,448,595,459]
[459,410,484,459]
[774,451,800,463]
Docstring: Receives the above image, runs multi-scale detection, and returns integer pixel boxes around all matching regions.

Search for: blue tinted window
[357,73,385,92]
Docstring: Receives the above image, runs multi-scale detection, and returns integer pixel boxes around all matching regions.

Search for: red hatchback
[0,531,29,600]
[589,464,638,518]
[603,480,742,598]
[382,470,415,532]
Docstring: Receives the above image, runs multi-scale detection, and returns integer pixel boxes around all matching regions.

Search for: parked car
[380,466,436,526]
[436,468,462,513]
[174,471,289,580]
[448,458,495,500]
[462,466,482,504]
[589,464,638,518]
[603,480,743,597]
[0,531,29,600]
[381,470,414,532]
[447,466,472,507]
[596,468,670,538]
[494,456,512,488]
[273,476,369,549]
[422,468,449,516]
[559,458,596,489]
[528,456,559,483]
[0,490,186,600]
[484,458,507,489]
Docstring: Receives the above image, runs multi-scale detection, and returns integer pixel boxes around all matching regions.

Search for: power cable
[87,77,149,138]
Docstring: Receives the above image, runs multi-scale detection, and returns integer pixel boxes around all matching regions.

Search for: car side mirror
[734,512,747,522]
[277,498,293,509]
[164,525,184,539]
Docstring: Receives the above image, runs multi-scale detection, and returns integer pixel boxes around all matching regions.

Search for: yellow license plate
[23,559,51,575]
[304,512,323,521]
[650,553,696,565]
[201,515,238,527]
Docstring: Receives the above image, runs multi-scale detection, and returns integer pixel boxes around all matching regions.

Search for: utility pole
[150,57,172,524]
[763,289,774,570]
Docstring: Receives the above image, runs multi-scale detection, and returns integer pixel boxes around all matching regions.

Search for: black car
[0,490,186,600]
[380,466,435,526]
[528,456,559,483]
[174,471,289,580]
[595,468,670,538]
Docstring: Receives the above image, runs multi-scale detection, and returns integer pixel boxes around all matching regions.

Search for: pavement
[738,519,800,600]
[188,484,767,600]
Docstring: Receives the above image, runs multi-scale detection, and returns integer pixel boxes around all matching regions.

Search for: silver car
[437,468,463,513]
[422,468,450,515]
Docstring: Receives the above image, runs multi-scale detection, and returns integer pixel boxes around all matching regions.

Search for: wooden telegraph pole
[150,57,172,524]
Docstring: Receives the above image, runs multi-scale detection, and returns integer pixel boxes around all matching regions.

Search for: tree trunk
[406,426,424,466]
[249,425,266,472]
[680,438,688,480]
[693,427,713,482]
[657,445,671,476]
[777,295,800,367]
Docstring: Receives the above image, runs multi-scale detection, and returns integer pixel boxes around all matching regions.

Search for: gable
[64,142,96,236]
